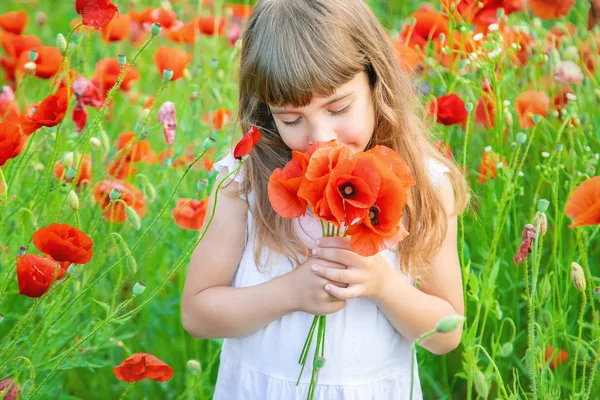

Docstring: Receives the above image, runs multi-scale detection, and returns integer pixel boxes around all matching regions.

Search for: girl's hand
[311,236,390,300]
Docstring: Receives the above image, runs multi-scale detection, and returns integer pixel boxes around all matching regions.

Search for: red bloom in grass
[100,13,131,43]
[428,93,468,126]
[92,58,140,96]
[19,86,70,135]
[529,0,576,20]
[393,43,423,73]
[0,10,28,35]
[477,150,501,184]
[513,224,536,263]
[75,0,119,30]
[0,379,21,400]
[433,140,454,160]
[233,125,262,160]
[0,121,24,166]
[475,88,495,129]
[224,4,254,20]
[565,176,600,228]
[54,154,92,186]
[106,156,137,179]
[590,0,600,30]
[198,15,226,36]
[204,108,232,130]
[544,346,568,370]
[17,45,63,79]
[113,353,174,383]
[397,10,448,49]
[268,150,310,219]
[131,8,178,30]
[72,77,104,108]
[153,47,192,81]
[515,91,550,128]
[117,131,152,162]
[166,22,197,45]
[16,254,62,298]
[33,223,93,265]
[0,86,19,123]
[172,198,208,230]
[94,179,147,222]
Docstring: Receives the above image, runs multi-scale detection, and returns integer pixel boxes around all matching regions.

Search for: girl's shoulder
[424,157,450,190]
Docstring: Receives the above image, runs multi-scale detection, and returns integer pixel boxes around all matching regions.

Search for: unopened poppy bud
[89,137,101,149]
[151,22,162,36]
[571,262,586,292]
[163,68,174,81]
[504,110,513,127]
[516,132,527,144]
[202,136,216,151]
[125,206,141,230]
[534,212,547,237]
[474,371,489,398]
[24,62,36,74]
[500,342,513,357]
[464,102,473,113]
[65,168,76,180]
[133,281,146,296]
[435,314,465,333]
[144,183,156,203]
[555,143,564,153]
[67,264,76,275]
[19,246,26,257]
[187,359,202,373]
[56,33,67,55]
[117,54,126,67]
[532,114,542,125]
[197,179,208,193]
[68,190,80,211]
[29,49,38,62]
[537,199,550,213]
[314,356,326,368]
[109,189,121,201]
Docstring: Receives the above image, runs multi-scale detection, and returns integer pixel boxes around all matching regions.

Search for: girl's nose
[308,124,337,145]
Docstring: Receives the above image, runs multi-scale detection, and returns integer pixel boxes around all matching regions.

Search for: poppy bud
[537,199,550,213]
[435,314,465,333]
[109,189,121,201]
[144,183,156,203]
[571,262,586,292]
[555,143,564,153]
[65,168,76,180]
[534,212,547,237]
[151,22,162,36]
[163,68,174,81]
[532,114,542,125]
[202,136,216,151]
[67,264,76,275]
[68,190,80,211]
[117,54,126,67]
[24,62,36,75]
[187,360,202,373]
[56,34,67,55]
[89,137,101,149]
[516,132,527,144]
[125,206,141,230]
[500,342,513,357]
[464,102,473,113]
[29,49,38,62]
[19,246,26,257]
[314,356,326,368]
[197,179,208,193]
[133,281,146,296]
[504,110,513,127]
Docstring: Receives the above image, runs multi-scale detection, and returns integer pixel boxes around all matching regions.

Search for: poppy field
[0,0,599,399]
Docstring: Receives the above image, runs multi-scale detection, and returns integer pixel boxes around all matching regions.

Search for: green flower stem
[50,23,81,90]
[0,167,7,237]
[119,383,134,400]
[0,300,41,363]
[572,291,587,396]
[410,330,435,400]
[472,344,509,398]
[585,341,600,399]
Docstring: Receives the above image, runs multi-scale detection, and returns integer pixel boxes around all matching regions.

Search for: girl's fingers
[315,236,352,250]
[324,283,361,300]
[312,265,361,284]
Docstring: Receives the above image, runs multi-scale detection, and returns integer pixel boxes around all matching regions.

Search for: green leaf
[92,299,111,318]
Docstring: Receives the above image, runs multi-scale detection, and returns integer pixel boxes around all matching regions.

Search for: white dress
[211,152,450,400]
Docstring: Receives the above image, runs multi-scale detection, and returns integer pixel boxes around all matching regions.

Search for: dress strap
[425,158,450,189]
[213,152,247,200]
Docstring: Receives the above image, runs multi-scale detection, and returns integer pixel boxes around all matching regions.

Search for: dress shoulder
[213,151,247,200]
[425,157,450,189]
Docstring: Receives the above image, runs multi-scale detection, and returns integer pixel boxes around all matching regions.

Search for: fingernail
[315,238,320,246]
[312,248,317,255]
[311,265,318,272]
[325,284,332,291]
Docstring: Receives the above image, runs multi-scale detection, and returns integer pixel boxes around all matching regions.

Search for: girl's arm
[181,170,296,339]
[372,174,465,354]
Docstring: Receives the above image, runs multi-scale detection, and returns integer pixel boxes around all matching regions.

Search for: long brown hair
[234,0,470,279]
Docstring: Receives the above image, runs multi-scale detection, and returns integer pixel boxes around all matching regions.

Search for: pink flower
[0,379,20,400]
[228,22,242,47]
[553,60,583,84]
[514,224,536,263]
[72,77,104,108]
[157,101,176,145]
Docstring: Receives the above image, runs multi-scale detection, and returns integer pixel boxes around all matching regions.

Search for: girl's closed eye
[329,104,351,115]
[282,117,302,126]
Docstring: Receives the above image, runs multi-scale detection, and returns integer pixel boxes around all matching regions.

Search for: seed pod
[187,360,202,373]
[474,371,489,398]
[56,33,67,55]
[133,281,146,296]
[125,206,141,230]
[534,212,547,237]
[68,190,80,211]
[571,262,586,292]
[435,315,465,333]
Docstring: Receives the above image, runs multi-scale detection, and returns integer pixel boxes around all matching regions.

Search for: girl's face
[269,72,375,154]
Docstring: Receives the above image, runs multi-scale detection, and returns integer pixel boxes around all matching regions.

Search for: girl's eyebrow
[271,92,353,115]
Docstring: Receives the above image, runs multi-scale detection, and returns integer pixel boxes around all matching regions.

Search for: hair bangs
[241,0,365,108]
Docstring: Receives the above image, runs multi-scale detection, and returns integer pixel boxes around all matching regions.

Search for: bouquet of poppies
[267,140,415,399]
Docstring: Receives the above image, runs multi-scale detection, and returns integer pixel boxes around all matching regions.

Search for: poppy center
[339,182,356,198]
[369,205,381,226]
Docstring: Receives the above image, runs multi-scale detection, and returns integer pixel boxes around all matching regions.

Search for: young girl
[181,0,470,399]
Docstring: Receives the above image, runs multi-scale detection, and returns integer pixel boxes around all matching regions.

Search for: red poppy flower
[529,0,576,20]
[433,140,454,160]
[75,0,119,30]
[204,108,232,130]
[233,125,262,160]
[116,132,152,162]
[224,4,253,20]
[0,33,42,60]
[94,179,147,222]
[477,150,501,184]
[475,88,495,129]
[19,86,70,135]
[106,156,137,179]
[92,58,140,96]
[54,154,92,185]
[17,45,63,79]
[153,47,192,81]
[398,10,448,49]
[590,0,600,30]
[565,176,600,228]
[428,93,468,126]
[268,151,310,219]
[16,254,61,298]
[0,10,28,35]
[33,223,93,264]
[0,86,19,123]
[443,0,525,27]
[544,346,568,370]
[0,121,24,166]
[198,15,226,36]
[72,77,104,108]
[515,91,550,128]
[172,198,208,230]
[113,353,174,383]
[0,379,20,400]
[100,13,131,42]
[501,26,534,66]
[131,8,178,30]
[393,43,423,73]
[166,22,197,44]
